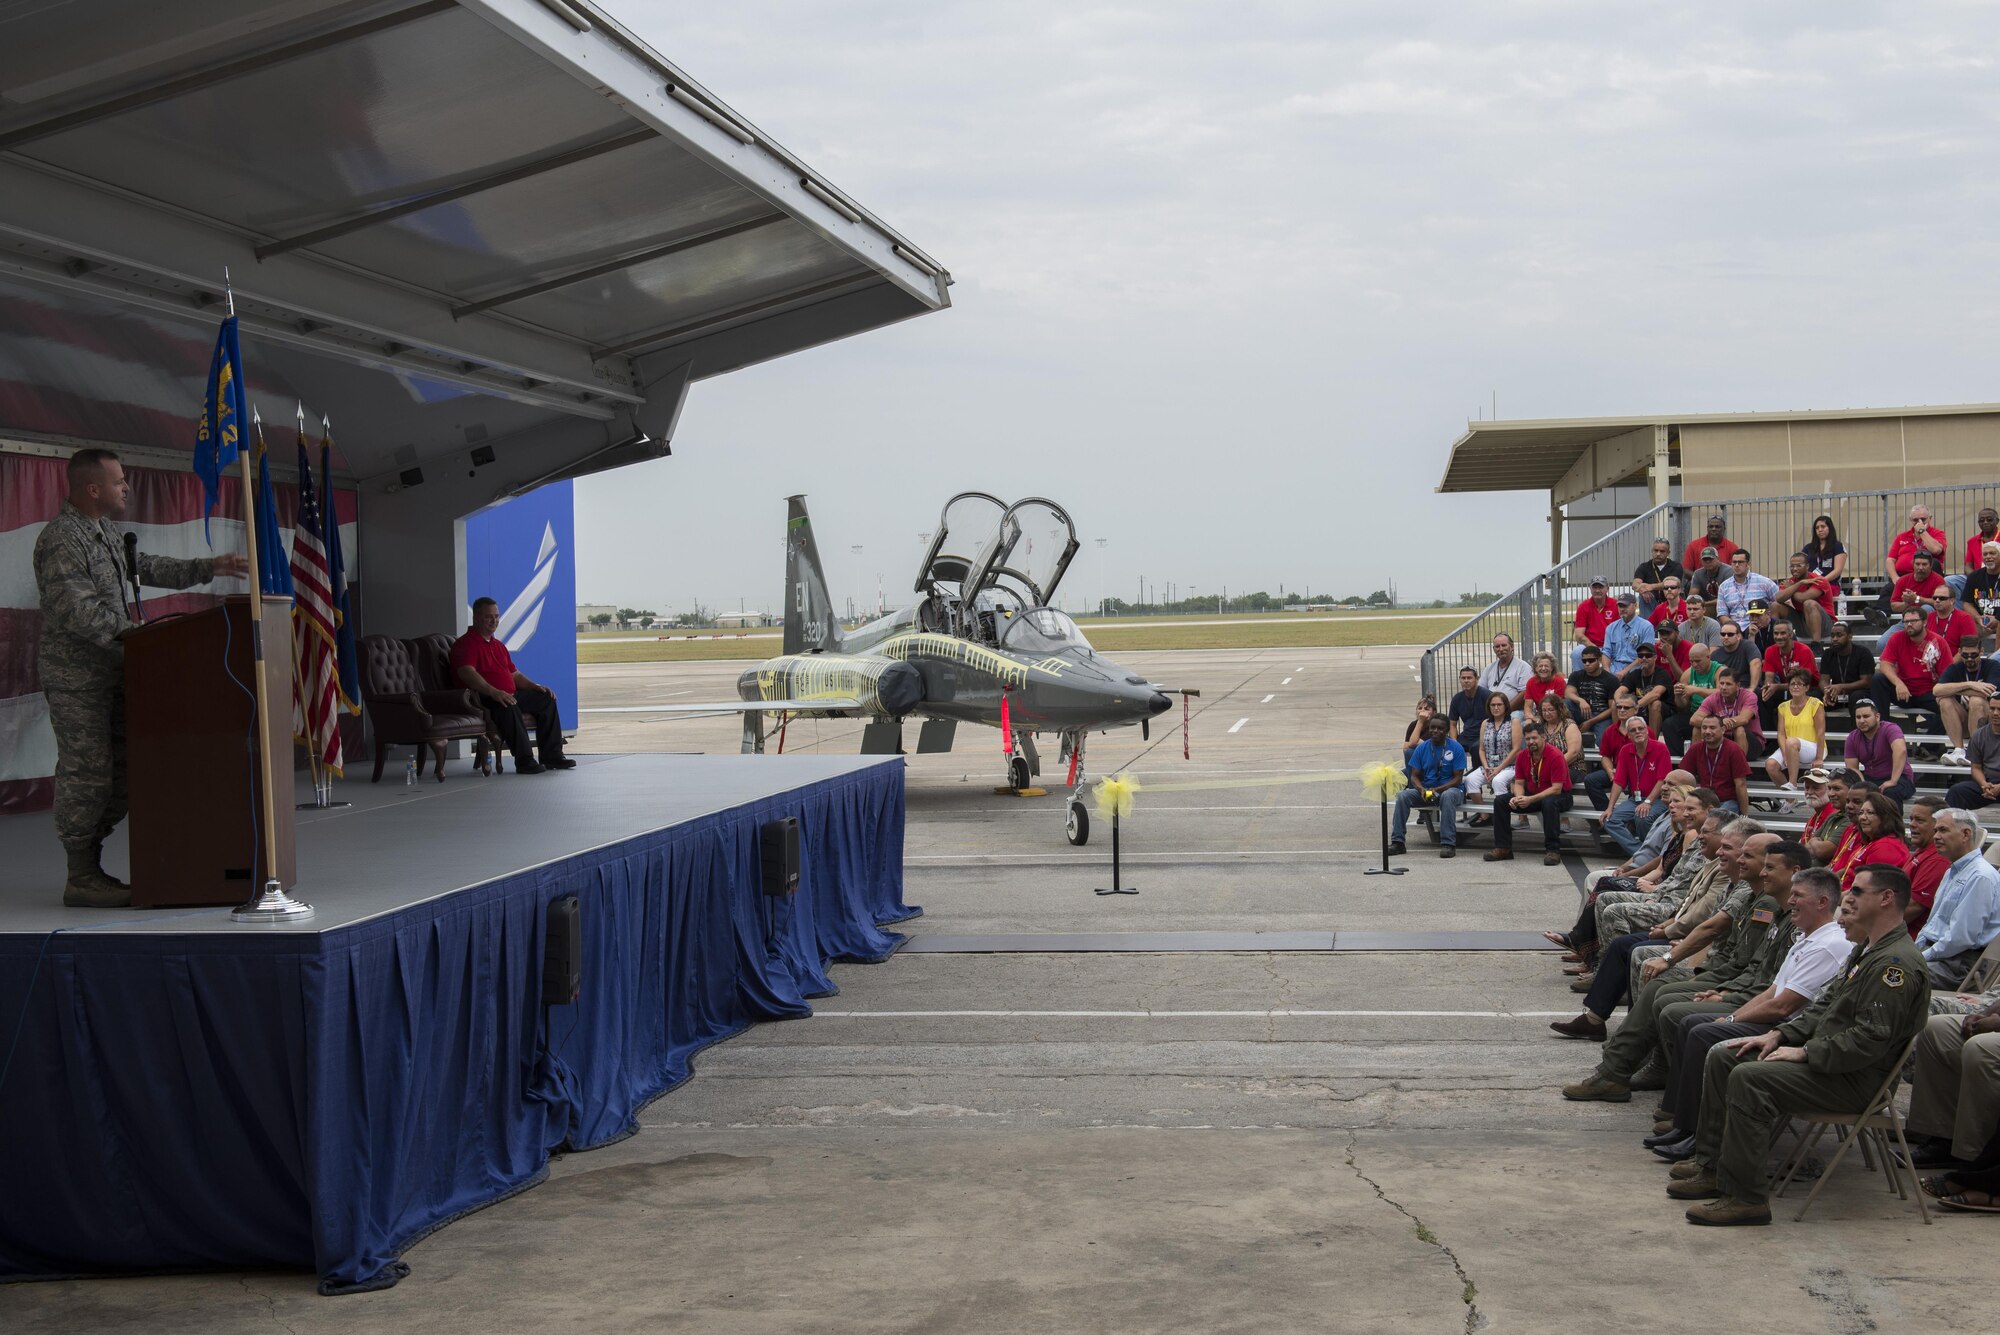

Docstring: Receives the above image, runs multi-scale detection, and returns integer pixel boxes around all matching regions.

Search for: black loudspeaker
[760,818,800,897]
[543,894,581,1006]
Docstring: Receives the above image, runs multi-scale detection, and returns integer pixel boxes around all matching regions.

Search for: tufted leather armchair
[359,634,494,781]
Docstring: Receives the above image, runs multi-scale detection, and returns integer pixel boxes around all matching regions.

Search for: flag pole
[231,406,312,922]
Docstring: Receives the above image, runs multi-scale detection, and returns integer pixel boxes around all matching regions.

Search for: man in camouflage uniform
[1669,863,1932,1225]
[1559,823,1780,1094]
[32,449,246,907]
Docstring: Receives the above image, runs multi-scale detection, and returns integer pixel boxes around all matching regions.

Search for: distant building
[576,602,618,630]
[713,610,776,628]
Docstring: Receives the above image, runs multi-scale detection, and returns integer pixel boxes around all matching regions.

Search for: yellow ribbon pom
[1359,761,1408,802]
[1094,771,1141,821]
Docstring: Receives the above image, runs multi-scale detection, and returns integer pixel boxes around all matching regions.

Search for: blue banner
[193,316,246,543]
[464,481,577,728]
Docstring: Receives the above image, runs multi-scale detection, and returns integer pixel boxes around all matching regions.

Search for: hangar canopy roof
[1436,403,2000,497]
[0,0,950,478]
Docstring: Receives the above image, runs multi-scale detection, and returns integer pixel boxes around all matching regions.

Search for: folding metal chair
[1769,1031,1930,1224]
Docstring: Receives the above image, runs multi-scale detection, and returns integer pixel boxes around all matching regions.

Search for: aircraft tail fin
[783,495,842,654]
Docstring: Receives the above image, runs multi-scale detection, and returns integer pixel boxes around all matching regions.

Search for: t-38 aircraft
[613,493,1178,844]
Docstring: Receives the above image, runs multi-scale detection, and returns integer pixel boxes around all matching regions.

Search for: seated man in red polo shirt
[1773,552,1833,641]
[451,596,574,773]
[1872,606,1948,732]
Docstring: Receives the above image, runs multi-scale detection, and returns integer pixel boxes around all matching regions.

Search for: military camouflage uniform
[1693,927,1930,1205]
[33,501,216,867]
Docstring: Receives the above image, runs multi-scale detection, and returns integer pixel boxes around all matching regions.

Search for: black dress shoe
[1387,842,1407,856]
[1651,1136,1697,1162]
[1440,846,1457,859]
[544,756,577,770]
[515,759,546,774]
[1643,1127,1687,1148]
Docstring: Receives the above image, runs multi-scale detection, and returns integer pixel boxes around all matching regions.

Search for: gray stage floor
[0,753,897,937]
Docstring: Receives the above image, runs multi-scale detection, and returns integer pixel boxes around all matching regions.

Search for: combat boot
[1685,1197,1771,1227]
[1561,1075,1630,1102]
[62,848,131,909]
[84,843,130,893]
[1666,1168,1722,1200]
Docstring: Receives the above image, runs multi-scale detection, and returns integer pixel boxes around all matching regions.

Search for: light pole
[1095,538,1107,616]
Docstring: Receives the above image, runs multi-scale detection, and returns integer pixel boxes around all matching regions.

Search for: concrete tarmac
[7,647,1986,1334]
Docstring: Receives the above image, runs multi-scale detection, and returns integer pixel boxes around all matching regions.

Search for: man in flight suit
[32,448,246,906]
[1669,863,1931,1224]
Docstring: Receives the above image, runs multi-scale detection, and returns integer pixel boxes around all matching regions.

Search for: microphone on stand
[122,530,145,622]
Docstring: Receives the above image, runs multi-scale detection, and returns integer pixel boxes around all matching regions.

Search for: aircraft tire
[1066,801,1090,846]
[1009,755,1031,791]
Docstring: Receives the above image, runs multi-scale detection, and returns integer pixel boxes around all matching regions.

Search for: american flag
[289,419,343,775]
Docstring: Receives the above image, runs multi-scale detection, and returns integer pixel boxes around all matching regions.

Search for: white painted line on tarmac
[1281,677,1293,685]
[1228,717,1250,733]
[810,1009,1576,1019]
[1261,694,1275,703]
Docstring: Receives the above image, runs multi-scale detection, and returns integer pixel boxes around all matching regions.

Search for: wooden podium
[124,595,297,907]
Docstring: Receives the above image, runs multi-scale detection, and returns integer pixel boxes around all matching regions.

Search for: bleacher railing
[1419,482,2000,700]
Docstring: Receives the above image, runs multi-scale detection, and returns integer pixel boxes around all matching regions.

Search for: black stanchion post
[1095,810,1137,895]
[1363,792,1406,877]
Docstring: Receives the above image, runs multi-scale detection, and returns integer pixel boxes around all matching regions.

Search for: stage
[0,753,915,1293]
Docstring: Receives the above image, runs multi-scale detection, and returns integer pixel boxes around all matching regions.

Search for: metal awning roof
[1436,403,2000,496]
[0,0,950,479]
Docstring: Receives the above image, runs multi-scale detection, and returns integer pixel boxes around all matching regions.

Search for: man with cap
[1687,546,1727,613]
[1603,592,1658,677]
[1566,645,1618,744]
[1572,576,1617,673]
[1716,550,1781,628]
[1683,515,1740,576]
[1620,641,1680,736]
[1935,639,2000,767]
[1672,864,1930,1226]
[1653,612,1692,672]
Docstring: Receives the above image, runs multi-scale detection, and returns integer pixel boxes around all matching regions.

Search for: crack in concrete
[1343,1130,1486,1334]
[238,1276,297,1335]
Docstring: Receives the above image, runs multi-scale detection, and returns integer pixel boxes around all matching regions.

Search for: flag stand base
[231,877,314,923]
[297,775,350,810]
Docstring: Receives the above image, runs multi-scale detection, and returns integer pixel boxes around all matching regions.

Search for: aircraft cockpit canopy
[956,497,1079,609]
[1001,606,1094,656]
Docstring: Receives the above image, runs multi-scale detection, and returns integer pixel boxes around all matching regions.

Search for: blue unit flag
[193,316,247,542]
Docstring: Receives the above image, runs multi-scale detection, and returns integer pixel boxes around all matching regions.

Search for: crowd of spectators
[1409,501,2000,1223]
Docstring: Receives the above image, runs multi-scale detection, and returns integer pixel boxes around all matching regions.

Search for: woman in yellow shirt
[1762,667,1825,797]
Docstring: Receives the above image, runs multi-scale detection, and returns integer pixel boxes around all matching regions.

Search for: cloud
[577,1,2000,613]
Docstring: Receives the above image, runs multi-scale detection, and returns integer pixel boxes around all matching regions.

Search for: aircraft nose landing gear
[1062,729,1090,845]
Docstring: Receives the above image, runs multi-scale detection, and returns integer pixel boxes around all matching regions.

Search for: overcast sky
[574,2,2000,615]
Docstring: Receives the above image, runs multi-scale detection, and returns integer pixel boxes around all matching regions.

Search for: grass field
[578,608,1489,663]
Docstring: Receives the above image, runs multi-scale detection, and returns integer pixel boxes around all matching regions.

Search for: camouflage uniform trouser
[1931,994,1991,1017]
[1596,891,1676,942]
[46,680,126,854]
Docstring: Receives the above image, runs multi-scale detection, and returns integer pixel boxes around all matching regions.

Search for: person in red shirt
[1523,652,1568,713]
[450,596,574,773]
[1584,692,1647,810]
[1683,515,1739,574]
[1885,503,1947,579]
[1888,551,1949,620]
[1871,607,1949,727]
[1756,618,1818,732]
[1683,711,1749,812]
[1926,585,1979,656]
[1773,552,1833,641]
[1647,575,1693,631]
[1902,797,1950,937]
[1571,578,1616,672]
[1654,617,1692,672]
[1603,715,1673,854]
[1830,790,1910,891]
[1483,719,1573,865]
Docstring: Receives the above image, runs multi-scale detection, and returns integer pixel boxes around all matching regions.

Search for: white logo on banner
[499,522,558,652]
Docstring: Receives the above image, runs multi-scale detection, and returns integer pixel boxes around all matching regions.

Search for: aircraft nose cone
[1147,691,1173,716]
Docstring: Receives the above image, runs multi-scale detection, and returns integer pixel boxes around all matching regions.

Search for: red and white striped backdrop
[0,449,358,813]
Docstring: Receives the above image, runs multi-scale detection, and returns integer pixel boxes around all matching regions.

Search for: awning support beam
[0,0,458,152]
[255,128,659,259]
[450,211,786,318]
